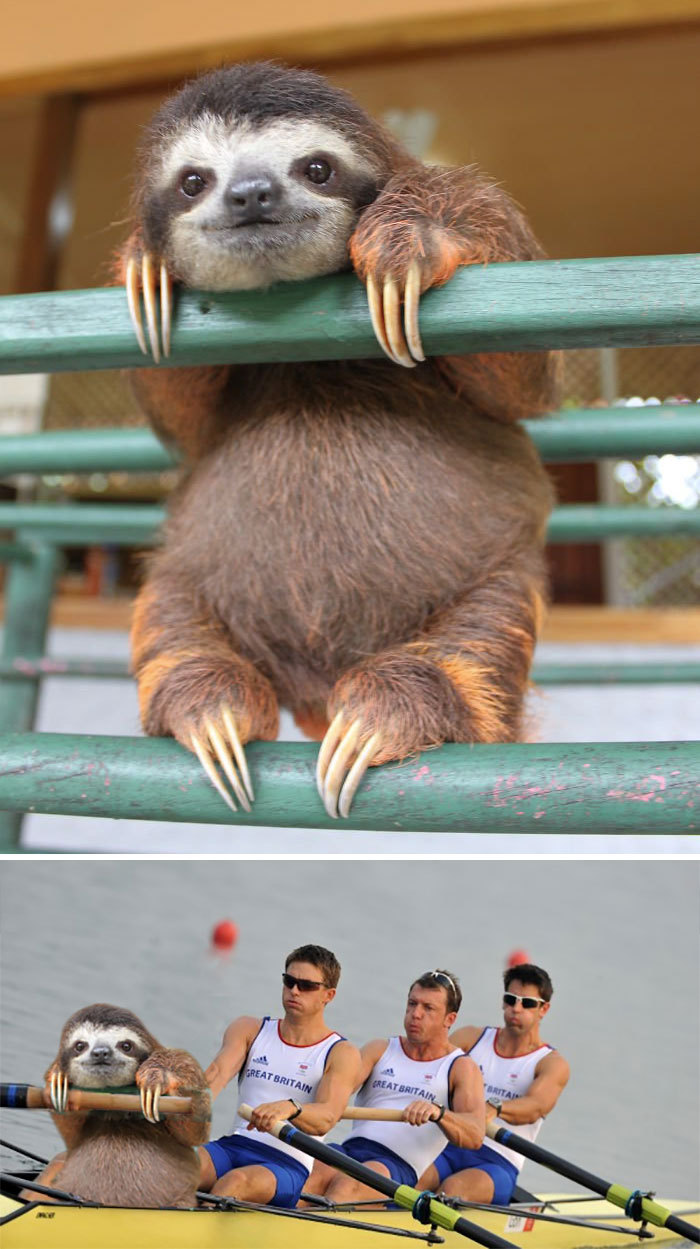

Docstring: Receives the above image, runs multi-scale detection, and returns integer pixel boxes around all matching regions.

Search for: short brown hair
[410,969,462,1015]
[285,944,341,989]
[503,964,553,1002]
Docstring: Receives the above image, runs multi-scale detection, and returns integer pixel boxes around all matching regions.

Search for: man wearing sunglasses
[198,944,360,1208]
[418,963,569,1206]
[304,969,485,1202]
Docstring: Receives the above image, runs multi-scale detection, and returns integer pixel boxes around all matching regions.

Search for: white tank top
[467,1026,553,1173]
[232,1017,344,1173]
[350,1036,464,1180]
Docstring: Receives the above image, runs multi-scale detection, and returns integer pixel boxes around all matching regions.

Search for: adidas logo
[380,1067,395,1076]
[253,1055,269,1065]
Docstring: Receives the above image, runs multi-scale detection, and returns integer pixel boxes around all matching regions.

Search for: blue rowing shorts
[332,1136,417,1187]
[204,1134,309,1208]
[433,1142,519,1205]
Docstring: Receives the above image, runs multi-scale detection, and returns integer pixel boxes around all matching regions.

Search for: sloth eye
[74,1041,87,1053]
[180,171,207,198]
[118,1041,133,1052]
[305,159,332,186]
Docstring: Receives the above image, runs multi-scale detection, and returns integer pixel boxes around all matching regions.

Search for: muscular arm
[204,1016,262,1101]
[436,1053,485,1150]
[448,1025,483,1054]
[490,1051,570,1126]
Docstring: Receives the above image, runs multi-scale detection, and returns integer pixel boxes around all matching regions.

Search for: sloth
[121,60,560,819]
[34,1003,211,1207]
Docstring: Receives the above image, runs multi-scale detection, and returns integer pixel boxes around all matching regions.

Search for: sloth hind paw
[316,711,383,819]
[188,704,254,815]
[49,1070,69,1113]
[125,252,173,362]
[366,260,425,368]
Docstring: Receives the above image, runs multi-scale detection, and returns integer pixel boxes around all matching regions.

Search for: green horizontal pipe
[546,505,700,540]
[531,662,700,685]
[1,657,699,685]
[1,428,178,475]
[0,734,697,836]
[1,502,698,544]
[2,407,700,476]
[527,404,700,461]
[1,255,700,375]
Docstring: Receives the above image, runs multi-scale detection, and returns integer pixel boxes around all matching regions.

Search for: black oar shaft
[275,1120,517,1249]
[488,1125,699,1244]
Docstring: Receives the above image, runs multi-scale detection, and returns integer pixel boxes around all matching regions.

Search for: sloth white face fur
[149,116,380,290]
[63,1020,151,1088]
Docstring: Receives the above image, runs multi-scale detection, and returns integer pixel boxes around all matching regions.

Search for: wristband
[288,1098,303,1120]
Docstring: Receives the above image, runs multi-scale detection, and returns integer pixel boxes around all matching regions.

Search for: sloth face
[143,116,381,290]
[63,1021,150,1088]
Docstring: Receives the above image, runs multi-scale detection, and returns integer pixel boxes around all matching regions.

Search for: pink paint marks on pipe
[607,774,668,803]
[413,765,433,784]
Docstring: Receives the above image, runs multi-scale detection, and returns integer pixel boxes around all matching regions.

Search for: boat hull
[1,1193,698,1249]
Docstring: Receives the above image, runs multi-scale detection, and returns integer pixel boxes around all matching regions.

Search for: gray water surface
[1,859,698,1202]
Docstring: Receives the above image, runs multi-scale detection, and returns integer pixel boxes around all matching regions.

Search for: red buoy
[211,920,238,952]
[506,948,530,969]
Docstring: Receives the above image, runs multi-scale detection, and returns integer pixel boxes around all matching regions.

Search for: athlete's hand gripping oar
[485,1120,700,1244]
[1,1083,194,1116]
[238,1102,519,1249]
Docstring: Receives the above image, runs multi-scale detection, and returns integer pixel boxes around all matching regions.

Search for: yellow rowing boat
[2,1184,698,1249]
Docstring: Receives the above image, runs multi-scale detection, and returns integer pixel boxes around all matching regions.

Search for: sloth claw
[190,706,254,815]
[49,1070,69,1113]
[140,1084,162,1124]
[316,711,382,818]
[366,261,424,368]
[125,253,172,362]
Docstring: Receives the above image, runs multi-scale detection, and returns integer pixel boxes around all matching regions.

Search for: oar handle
[486,1122,700,1244]
[1,1083,194,1115]
[343,1106,438,1122]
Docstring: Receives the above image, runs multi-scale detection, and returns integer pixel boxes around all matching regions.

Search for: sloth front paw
[47,1067,69,1113]
[350,212,465,368]
[122,234,174,362]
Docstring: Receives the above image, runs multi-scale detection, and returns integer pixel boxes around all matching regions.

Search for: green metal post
[0,536,61,850]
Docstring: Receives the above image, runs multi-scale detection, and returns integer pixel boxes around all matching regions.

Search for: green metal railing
[0,735,696,834]
[1,255,699,848]
[1,254,699,373]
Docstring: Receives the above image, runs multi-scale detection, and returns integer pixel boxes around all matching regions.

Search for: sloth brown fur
[38,1004,210,1208]
[120,62,560,808]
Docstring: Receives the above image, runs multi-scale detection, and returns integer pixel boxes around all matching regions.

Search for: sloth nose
[225,175,281,223]
[91,1046,112,1060]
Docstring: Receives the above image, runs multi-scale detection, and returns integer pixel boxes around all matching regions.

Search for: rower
[418,963,570,1205]
[198,944,360,1208]
[304,969,485,1202]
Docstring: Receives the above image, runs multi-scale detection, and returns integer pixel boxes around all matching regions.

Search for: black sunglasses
[282,973,326,992]
[503,992,546,1009]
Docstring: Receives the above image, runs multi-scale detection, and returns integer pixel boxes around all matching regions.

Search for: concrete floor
[8,626,700,854]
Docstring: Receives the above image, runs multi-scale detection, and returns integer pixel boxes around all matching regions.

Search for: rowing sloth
[122,60,560,819]
[34,1004,210,1207]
